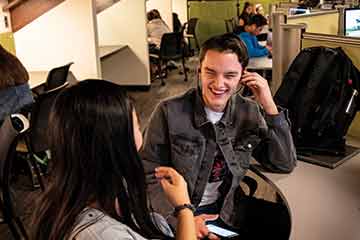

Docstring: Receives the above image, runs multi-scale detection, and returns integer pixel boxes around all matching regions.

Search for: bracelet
[173,203,195,216]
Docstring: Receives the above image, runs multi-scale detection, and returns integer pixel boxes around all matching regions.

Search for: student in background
[238,14,271,58]
[31,80,196,240]
[0,44,33,124]
[237,2,254,32]
[173,12,182,33]
[147,9,170,53]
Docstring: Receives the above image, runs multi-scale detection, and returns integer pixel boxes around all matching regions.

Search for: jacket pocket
[170,134,203,182]
[230,134,261,175]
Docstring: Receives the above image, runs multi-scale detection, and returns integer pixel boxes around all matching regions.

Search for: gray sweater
[69,208,173,240]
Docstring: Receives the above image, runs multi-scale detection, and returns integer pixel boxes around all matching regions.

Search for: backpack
[274,46,360,155]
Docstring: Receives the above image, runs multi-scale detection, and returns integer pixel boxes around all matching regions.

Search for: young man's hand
[240,71,278,115]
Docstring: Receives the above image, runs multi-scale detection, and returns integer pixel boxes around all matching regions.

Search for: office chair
[149,32,188,86]
[19,82,69,191]
[183,18,199,55]
[225,19,234,33]
[0,115,29,239]
[32,62,73,96]
[236,165,292,239]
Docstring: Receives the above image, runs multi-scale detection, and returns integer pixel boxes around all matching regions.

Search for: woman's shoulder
[70,208,148,240]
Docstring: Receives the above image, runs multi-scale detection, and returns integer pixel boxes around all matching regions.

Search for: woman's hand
[155,167,190,207]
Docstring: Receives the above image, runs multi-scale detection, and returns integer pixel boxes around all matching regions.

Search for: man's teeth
[212,89,226,94]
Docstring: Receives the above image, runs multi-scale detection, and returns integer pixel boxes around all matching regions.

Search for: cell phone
[206,224,239,238]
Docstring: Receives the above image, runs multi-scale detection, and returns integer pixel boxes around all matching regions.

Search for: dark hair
[247,14,267,27]
[199,33,249,68]
[31,80,164,239]
[241,2,253,15]
[0,44,29,89]
[147,9,161,21]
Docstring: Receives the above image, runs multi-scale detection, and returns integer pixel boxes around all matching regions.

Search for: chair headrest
[10,114,29,133]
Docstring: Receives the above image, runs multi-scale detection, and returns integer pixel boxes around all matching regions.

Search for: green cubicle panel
[302,39,360,138]
[188,0,279,45]
[188,1,237,45]
[0,32,16,55]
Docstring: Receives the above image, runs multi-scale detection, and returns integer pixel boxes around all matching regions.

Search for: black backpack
[274,46,360,155]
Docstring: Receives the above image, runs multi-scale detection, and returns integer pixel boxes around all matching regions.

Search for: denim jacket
[141,88,296,228]
[0,83,33,122]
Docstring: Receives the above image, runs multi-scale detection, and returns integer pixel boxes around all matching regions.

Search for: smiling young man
[141,34,296,239]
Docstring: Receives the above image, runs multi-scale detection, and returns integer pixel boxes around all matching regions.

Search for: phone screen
[206,224,239,238]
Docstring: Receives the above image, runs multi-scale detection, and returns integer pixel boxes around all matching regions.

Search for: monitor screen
[345,8,360,37]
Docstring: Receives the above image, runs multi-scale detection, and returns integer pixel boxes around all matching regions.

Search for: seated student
[141,34,296,239]
[147,9,170,54]
[298,0,320,8]
[30,80,196,240]
[237,2,254,32]
[0,44,33,124]
[238,14,272,58]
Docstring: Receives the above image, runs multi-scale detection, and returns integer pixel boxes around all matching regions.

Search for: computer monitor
[344,8,360,37]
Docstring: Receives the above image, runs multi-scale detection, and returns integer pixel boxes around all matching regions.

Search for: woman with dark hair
[147,9,170,50]
[0,44,33,123]
[31,80,196,240]
[236,2,254,33]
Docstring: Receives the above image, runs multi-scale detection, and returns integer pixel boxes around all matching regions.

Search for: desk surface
[29,71,48,89]
[247,56,272,70]
[99,45,128,59]
[264,155,360,240]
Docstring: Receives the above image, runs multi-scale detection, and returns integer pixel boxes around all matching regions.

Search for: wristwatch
[173,203,195,216]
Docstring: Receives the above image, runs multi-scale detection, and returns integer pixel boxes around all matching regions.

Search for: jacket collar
[193,88,235,128]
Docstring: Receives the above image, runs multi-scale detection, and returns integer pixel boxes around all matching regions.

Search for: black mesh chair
[149,32,188,86]
[20,83,68,191]
[0,115,29,239]
[183,18,199,55]
[32,62,73,96]
[237,165,292,239]
[225,19,234,33]
[44,62,73,91]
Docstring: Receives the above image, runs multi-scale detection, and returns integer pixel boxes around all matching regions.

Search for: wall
[9,0,65,32]
[97,0,150,85]
[0,0,12,33]
[95,0,119,13]
[146,0,173,31]
[172,0,187,25]
[13,0,100,80]
[287,11,339,35]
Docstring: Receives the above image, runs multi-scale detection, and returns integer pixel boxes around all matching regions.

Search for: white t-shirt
[199,108,229,207]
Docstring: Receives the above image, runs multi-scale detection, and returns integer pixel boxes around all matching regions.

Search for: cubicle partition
[287,10,339,35]
[97,1,150,86]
